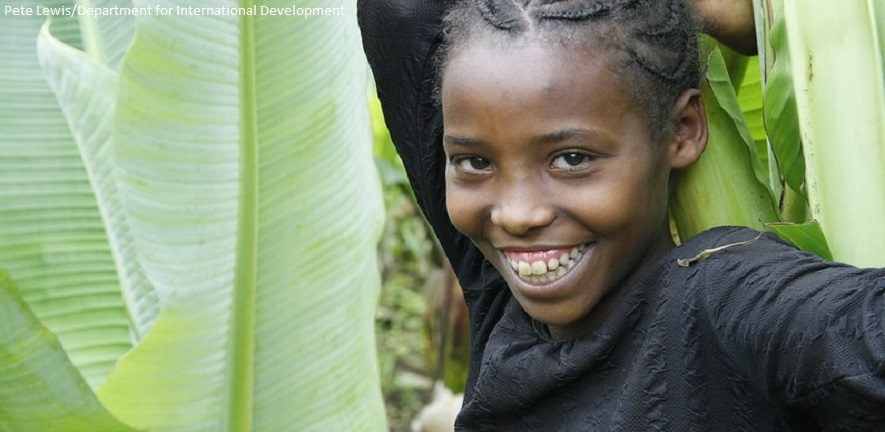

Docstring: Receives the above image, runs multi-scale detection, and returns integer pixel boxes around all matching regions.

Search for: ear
[667,89,708,169]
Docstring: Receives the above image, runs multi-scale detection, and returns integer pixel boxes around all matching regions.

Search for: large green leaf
[37,0,387,429]
[762,3,805,195]
[707,43,771,193]
[0,0,133,391]
[671,45,779,239]
[778,0,885,267]
[74,0,135,69]
[736,56,766,155]
[37,19,159,343]
[764,221,833,262]
[0,269,138,432]
[736,56,812,223]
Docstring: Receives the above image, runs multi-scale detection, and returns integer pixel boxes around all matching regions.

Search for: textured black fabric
[357,2,885,430]
[456,227,885,430]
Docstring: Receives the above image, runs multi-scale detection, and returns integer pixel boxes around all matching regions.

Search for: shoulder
[677,227,885,425]
[676,226,824,274]
[679,225,794,254]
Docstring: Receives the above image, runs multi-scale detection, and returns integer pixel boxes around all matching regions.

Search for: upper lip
[494,242,588,252]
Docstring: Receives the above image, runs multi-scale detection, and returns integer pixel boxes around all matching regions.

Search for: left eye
[551,152,592,170]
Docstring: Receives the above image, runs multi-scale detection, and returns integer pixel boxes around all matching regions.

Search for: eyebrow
[442,133,482,147]
[534,128,608,146]
[444,128,611,148]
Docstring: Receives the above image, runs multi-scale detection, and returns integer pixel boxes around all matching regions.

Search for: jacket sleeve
[357,0,480,283]
[699,229,885,430]
[357,0,513,403]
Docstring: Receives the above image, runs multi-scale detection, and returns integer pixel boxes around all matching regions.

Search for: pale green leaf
[751,0,771,76]
[0,269,139,432]
[39,1,85,50]
[75,0,136,69]
[671,45,779,239]
[876,0,885,84]
[781,0,885,267]
[0,1,132,390]
[736,56,769,173]
[55,0,388,430]
[716,42,750,93]
[37,21,159,343]
[737,56,792,210]
[764,221,833,261]
[706,42,771,190]
[763,5,805,193]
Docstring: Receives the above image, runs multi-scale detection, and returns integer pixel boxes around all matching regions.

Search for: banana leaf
[0,0,133,391]
[671,44,779,239]
[0,268,138,432]
[1,0,388,429]
[764,0,885,267]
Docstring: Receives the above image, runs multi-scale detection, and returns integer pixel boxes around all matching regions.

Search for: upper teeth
[509,245,586,282]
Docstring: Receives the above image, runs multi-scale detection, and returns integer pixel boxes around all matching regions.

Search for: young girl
[359,0,885,430]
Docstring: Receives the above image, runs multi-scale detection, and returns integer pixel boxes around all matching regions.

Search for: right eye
[452,156,492,173]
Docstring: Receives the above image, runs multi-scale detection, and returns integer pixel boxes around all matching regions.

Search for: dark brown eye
[551,152,591,170]
[454,156,492,173]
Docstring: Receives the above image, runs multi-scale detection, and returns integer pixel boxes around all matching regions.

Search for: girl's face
[441,43,705,340]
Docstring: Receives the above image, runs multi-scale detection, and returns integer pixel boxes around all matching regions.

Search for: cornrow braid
[439,0,702,142]
[476,0,526,31]
[628,0,697,83]
[534,0,616,21]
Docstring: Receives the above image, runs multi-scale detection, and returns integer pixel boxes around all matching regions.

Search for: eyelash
[450,156,492,174]
[449,151,595,175]
[550,151,594,171]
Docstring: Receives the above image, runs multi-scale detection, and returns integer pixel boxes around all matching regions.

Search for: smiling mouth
[503,244,590,284]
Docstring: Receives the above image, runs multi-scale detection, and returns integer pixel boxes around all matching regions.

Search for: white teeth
[508,244,591,283]
[547,258,559,271]
[518,261,533,276]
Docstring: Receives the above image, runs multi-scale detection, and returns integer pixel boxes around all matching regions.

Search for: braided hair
[439,0,702,141]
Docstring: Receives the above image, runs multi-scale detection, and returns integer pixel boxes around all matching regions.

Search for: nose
[490,186,555,236]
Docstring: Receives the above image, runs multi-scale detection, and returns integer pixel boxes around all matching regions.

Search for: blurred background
[369,95,469,432]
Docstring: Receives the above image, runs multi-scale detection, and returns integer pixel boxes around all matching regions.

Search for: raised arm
[357,0,465,263]
[691,0,757,55]
[358,2,515,406]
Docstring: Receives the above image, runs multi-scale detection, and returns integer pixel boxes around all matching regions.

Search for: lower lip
[504,244,594,300]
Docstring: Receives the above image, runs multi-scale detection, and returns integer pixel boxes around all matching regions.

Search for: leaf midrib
[230,0,259,429]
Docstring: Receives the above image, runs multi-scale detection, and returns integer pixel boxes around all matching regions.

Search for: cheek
[567,173,669,235]
[445,178,483,237]
[620,154,672,214]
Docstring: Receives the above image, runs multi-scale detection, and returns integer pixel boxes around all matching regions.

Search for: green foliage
[0,0,387,430]
[371,94,446,430]
[770,0,885,267]
[670,41,780,239]
[674,2,885,267]
[0,269,138,432]
[0,0,133,392]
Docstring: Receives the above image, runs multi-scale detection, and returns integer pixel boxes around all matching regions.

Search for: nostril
[490,202,555,236]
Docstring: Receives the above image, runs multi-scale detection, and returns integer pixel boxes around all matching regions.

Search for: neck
[547,221,676,341]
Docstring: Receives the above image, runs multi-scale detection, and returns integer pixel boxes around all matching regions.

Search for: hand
[690,0,757,55]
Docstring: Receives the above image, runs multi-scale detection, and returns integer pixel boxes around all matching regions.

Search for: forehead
[443,42,616,95]
[441,42,636,131]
